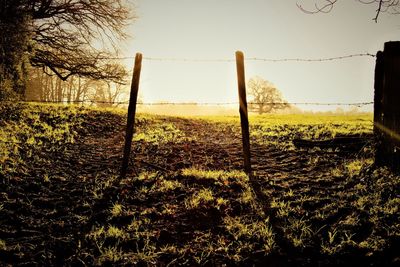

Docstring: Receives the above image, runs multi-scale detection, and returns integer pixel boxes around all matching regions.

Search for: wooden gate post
[121,53,142,178]
[374,41,400,170]
[373,51,384,132]
[235,51,252,175]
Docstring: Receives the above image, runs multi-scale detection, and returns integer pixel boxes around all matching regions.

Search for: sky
[118,0,400,111]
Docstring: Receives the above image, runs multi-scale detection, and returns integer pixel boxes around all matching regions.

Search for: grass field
[0,103,399,266]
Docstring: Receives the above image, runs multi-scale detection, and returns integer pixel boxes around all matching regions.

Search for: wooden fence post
[235,51,252,175]
[374,41,400,170]
[373,51,384,131]
[374,50,385,166]
[121,53,142,178]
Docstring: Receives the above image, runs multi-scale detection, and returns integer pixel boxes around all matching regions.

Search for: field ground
[0,103,399,266]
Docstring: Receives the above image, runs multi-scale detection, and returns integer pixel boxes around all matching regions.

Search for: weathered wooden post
[235,51,252,175]
[374,41,400,170]
[373,51,384,132]
[121,53,142,177]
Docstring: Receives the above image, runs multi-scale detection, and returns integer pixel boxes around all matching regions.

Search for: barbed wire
[1,99,374,107]
[245,53,376,62]
[12,99,130,105]
[137,101,374,106]
[105,53,376,62]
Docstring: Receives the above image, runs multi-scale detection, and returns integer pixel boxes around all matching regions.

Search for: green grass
[133,122,194,144]
[0,103,85,179]
[1,103,399,266]
[198,113,373,151]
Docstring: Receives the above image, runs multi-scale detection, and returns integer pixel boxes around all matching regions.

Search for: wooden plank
[293,136,372,151]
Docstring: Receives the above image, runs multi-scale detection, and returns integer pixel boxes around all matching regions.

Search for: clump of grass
[358,236,387,252]
[345,160,363,177]
[345,158,374,177]
[239,188,255,204]
[182,168,248,181]
[216,197,229,210]
[271,199,292,218]
[382,198,400,215]
[150,179,183,193]
[133,122,193,144]
[184,188,214,209]
[283,217,313,248]
[128,216,152,238]
[87,226,106,241]
[238,187,264,215]
[107,226,129,240]
[96,246,125,265]
[161,204,178,215]
[43,174,50,183]
[223,216,275,253]
[92,175,117,200]
[320,228,360,256]
[87,225,129,242]
[110,203,124,217]
[137,171,158,182]
[0,239,6,250]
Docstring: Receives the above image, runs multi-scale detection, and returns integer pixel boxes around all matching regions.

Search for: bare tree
[1,0,134,98]
[30,0,133,81]
[297,0,400,22]
[89,80,129,107]
[247,76,289,114]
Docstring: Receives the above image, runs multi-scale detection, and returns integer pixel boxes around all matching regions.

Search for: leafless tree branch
[297,0,338,14]
[3,0,135,83]
[297,0,400,22]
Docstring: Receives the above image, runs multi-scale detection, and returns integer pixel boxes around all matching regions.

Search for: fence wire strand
[143,53,375,63]
[105,53,376,62]
[0,53,376,108]
[0,99,374,107]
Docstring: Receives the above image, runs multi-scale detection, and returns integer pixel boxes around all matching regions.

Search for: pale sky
[119,0,400,111]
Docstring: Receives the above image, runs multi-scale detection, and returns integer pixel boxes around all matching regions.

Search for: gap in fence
[118,42,400,176]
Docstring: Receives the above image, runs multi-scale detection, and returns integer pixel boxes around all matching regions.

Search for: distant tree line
[0,0,134,101]
[25,67,128,107]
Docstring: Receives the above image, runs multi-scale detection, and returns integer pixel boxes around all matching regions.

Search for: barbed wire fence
[3,99,374,108]
[2,45,400,173]
[105,52,375,62]
[6,47,400,174]
[0,52,377,109]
